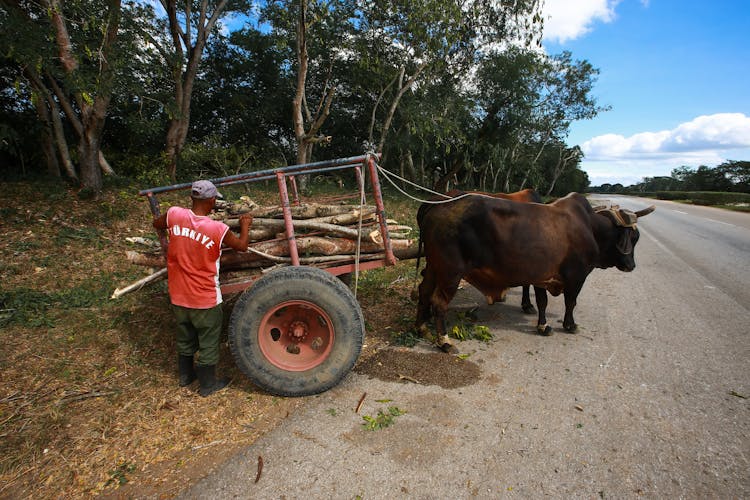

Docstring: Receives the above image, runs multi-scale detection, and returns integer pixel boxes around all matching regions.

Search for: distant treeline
[591,161,750,195]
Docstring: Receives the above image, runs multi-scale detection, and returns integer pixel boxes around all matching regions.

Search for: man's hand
[239,213,253,230]
[224,213,252,252]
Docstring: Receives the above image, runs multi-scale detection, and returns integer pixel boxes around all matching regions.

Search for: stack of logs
[125,196,417,275]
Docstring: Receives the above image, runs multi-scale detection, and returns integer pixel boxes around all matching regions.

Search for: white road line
[669,209,736,228]
[709,219,735,227]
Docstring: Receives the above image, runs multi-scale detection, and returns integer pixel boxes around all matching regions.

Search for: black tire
[228,266,365,397]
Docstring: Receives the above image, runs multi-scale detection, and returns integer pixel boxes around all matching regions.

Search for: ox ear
[616,229,633,255]
[635,205,655,218]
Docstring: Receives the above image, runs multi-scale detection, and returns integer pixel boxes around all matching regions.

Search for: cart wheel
[229,266,365,397]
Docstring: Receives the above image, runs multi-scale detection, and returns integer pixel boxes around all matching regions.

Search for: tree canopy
[1,0,607,196]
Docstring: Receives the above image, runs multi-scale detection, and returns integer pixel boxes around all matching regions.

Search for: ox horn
[634,205,655,218]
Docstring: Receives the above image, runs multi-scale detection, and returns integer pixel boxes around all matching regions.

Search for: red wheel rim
[258,300,335,371]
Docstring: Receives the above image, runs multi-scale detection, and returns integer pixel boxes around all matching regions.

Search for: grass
[361,406,407,431]
[449,310,494,342]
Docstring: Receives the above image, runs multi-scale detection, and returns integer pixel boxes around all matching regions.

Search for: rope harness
[593,204,639,228]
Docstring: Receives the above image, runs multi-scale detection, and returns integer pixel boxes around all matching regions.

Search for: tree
[189,30,290,159]
[473,48,604,193]
[717,160,750,192]
[257,0,358,193]
[153,0,252,180]
[543,143,583,196]
[360,0,543,159]
[1,0,122,193]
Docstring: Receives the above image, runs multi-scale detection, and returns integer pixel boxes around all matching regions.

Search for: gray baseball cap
[191,180,222,199]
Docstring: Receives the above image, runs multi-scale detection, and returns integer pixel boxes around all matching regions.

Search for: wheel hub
[288,320,308,342]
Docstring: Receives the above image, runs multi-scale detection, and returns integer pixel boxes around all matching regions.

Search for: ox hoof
[522,304,536,314]
[563,323,578,333]
[537,325,553,336]
[437,335,458,354]
[439,343,459,354]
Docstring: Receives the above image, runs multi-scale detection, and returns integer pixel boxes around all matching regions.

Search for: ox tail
[412,227,423,299]
[412,202,430,300]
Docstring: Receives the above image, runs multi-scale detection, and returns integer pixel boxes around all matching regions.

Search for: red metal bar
[221,276,262,295]
[220,259,387,295]
[321,259,386,276]
[367,155,397,265]
[277,172,300,266]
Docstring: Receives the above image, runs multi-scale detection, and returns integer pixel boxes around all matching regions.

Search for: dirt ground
[0,180,440,499]
[355,348,481,389]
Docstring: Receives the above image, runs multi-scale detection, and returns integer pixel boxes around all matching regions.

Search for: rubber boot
[178,355,197,387]
[196,365,230,397]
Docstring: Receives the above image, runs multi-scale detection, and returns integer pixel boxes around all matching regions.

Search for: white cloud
[580,113,750,185]
[582,113,750,160]
[541,0,620,43]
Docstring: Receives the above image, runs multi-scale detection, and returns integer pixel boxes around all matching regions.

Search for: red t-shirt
[165,206,230,309]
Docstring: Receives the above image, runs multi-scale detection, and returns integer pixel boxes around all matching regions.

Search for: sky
[541,0,750,186]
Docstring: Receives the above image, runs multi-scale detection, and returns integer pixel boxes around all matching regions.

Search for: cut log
[248,203,375,219]
[111,268,167,299]
[250,235,412,256]
[225,217,384,242]
[126,236,414,269]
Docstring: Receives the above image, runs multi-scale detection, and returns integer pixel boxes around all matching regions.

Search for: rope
[374,163,474,205]
[373,161,504,205]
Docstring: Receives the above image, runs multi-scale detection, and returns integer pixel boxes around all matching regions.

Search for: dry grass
[0,179,421,498]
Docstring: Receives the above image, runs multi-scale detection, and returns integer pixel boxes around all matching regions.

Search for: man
[153,180,252,397]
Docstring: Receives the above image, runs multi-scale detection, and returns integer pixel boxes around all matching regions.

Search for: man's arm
[223,214,252,251]
[153,212,168,230]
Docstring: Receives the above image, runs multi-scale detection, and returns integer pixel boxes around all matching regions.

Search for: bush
[649,191,750,206]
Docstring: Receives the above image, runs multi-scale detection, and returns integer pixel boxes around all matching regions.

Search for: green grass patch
[362,406,407,431]
[450,310,494,342]
[0,275,118,328]
[390,329,421,347]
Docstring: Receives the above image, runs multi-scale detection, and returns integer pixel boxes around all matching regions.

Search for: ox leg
[533,286,552,336]
[415,268,462,353]
[415,267,436,337]
[562,282,584,333]
[432,281,461,353]
[415,268,460,353]
[521,285,536,314]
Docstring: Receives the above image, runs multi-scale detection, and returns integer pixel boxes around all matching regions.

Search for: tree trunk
[165,122,184,181]
[404,149,416,184]
[162,0,228,181]
[78,134,103,193]
[46,91,77,180]
[45,0,120,193]
[434,157,464,193]
[99,151,115,175]
[376,63,428,154]
[290,1,336,192]
[32,89,61,178]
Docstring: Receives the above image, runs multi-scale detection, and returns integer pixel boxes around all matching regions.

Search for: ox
[436,188,543,314]
[415,192,655,351]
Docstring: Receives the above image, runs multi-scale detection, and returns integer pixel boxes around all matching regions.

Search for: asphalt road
[182,196,749,499]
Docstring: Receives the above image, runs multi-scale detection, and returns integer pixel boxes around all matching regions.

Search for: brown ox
[415,192,655,351]
[437,188,542,313]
